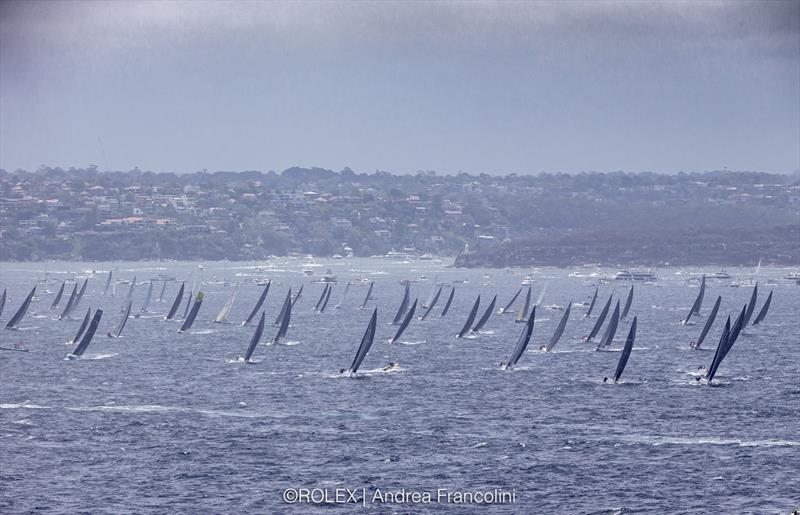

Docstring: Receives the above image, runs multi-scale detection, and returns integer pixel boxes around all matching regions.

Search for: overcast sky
[1,0,798,174]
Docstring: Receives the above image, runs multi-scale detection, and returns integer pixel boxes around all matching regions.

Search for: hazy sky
[1,0,798,174]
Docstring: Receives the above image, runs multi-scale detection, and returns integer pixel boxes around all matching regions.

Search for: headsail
[499,287,522,314]
[596,300,621,350]
[611,317,637,382]
[693,295,721,349]
[391,282,411,325]
[360,282,374,309]
[165,282,185,320]
[273,289,293,326]
[70,309,103,357]
[456,295,481,338]
[242,312,266,362]
[585,293,613,341]
[178,292,204,333]
[51,281,66,309]
[418,286,442,320]
[585,287,599,317]
[273,290,292,344]
[440,286,455,317]
[243,281,270,326]
[504,306,536,368]
[752,290,772,325]
[389,299,417,343]
[344,308,378,374]
[214,284,239,323]
[706,316,731,383]
[620,285,634,320]
[111,299,132,338]
[515,286,532,323]
[4,287,36,329]
[545,301,571,351]
[71,279,89,313]
[70,308,92,344]
[471,294,497,333]
[740,284,758,327]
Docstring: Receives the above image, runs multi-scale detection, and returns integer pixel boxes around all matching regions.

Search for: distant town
[0,166,798,267]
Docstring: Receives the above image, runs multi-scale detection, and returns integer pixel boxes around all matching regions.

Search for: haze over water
[1,259,798,512]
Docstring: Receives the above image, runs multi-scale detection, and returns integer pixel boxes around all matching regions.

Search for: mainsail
[620,285,634,320]
[471,294,497,333]
[103,270,113,296]
[585,287,599,317]
[58,283,78,320]
[344,308,378,374]
[505,306,536,368]
[611,317,637,383]
[360,282,374,309]
[70,309,103,357]
[214,284,239,323]
[499,287,523,314]
[752,290,772,326]
[313,283,329,312]
[391,282,411,325]
[165,282,185,320]
[51,281,66,309]
[242,312,266,362]
[317,284,333,313]
[243,281,270,326]
[291,284,303,307]
[111,299,132,338]
[158,280,167,302]
[456,295,481,338]
[70,308,92,344]
[273,289,293,326]
[273,290,292,344]
[683,279,706,324]
[0,288,5,318]
[178,292,204,333]
[4,287,36,329]
[389,299,417,343]
[586,293,613,341]
[140,280,154,313]
[124,276,137,313]
[71,279,89,313]
[418,286,442,320]
[596,301,621,350]
[694,295,721,349]
[440,287,455,317]
[545,301,571,351]
[740,284,758,327]
[706,316,731,383]
[515,286,532,323]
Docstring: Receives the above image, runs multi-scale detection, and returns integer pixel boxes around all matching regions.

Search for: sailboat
[499,287,523,314]
[51,281,66,309]
[585,293,613,341]
[335,283,351,309]
[456,295,481,338]
[67,309,103,359]
[103,270,113,296]
[214,284,239,323]
[360,282,374,309]
[391,282,411,325]
[471,294,497,333]
[272,291,292,345]
[544,301,571,352]
[165,282,185,320]
[418,286,442,321]
[4,287,36,329]
[0,288,5,319]
[682,276,706,324]
[440,286,455,317]
[124,276,136,313]
[241,312,266,362]
[691,295,721,349]
[69,308,92,344]
[138,280,154,315]
[751,290,772,326]
[584,287,599,317]
[178,292,204,333]
[620,285,634,320]
[291,284,304,308]
[341,308,378,376]
[389,299,417,343]
[109,299,132,338]
[595,301,620,350]
[502,306,536,369]
[515,286,532,323]
[740,284,758,327]
[57,283,78,320]
[317,284,333,313]
[273,289,292,326]
[157,280,168,303]
[606,317,637,383]
[243,281,270,326]
[312,283,329,313]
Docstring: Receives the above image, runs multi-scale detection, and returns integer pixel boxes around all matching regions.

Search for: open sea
[1,259,798,513]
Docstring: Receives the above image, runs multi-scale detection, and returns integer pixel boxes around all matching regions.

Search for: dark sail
[71,309,103,357]
[391,282,411,325]
[346,308,378,374]
[585,287,599,317]
[612,317,637,382]
[242,312,266,362]
[58,283,78,320]
[51,281,66,309]
[440,287,455,317]
[4,287,36,329]
[103,270,113,296]
[740,284,758,327]
[243,281,270,326]
[274,289,293,326]
[752,290,772,325]
[596,301,621,350]
[457,295,481,338]
[500,287,523,314]
[505,306,536,368]
[706,316,731,382]
[317,284,333,313]
[112,300,132,338]
[291,284,304,308]
[313,283,329,312]
[360,282,374,309]
[620,285,634,320]
[693,275,706,315]
[273,291,292,344]
[471,294,497,333]
[545,301,572,351]
[72,279,88,311]
[389,299,417,343]
[0,288,5,318]
[586,293,613,341]
[165,282,185,320]
[694,295,721,349]
[139,280,154,313]
[178,292,204,333]
[158,280,167,303]
[418,286,442,321]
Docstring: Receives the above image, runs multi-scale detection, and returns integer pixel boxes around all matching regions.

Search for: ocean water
[1,259,798,513]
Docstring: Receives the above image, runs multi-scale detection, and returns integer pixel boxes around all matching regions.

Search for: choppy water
[1,259,798,513]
